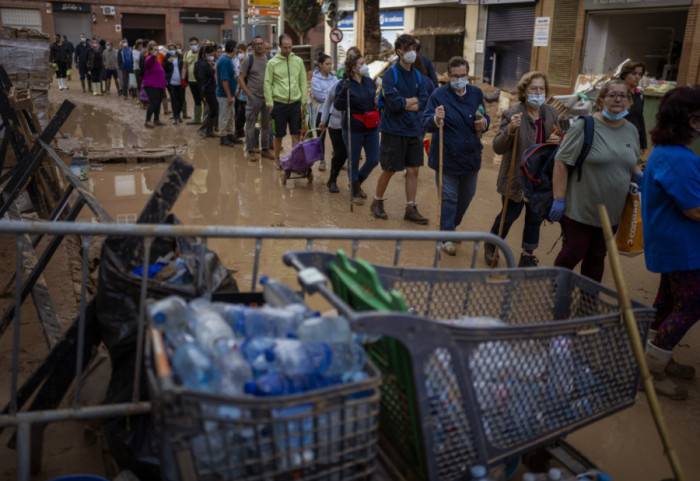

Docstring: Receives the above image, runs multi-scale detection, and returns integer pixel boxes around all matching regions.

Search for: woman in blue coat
[422,57,489,256]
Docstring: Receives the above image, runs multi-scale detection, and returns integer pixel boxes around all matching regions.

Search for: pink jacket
[141,55,166,89]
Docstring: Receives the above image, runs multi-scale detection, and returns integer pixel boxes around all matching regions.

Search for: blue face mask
[602,109,629,121]
[450,78,468,91]
[106,46,111,51]
[527,93,546,108]
[190,45,198,52]
[168,50,175,56]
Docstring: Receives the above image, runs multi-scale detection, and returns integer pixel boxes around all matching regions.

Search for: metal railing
[0,220,515,480]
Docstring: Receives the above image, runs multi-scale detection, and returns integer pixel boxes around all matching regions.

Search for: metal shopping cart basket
[283,251,654,481]
[280,129,324,184]
[145,293,382,481]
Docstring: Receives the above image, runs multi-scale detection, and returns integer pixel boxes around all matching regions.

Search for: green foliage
[284,0,322,43]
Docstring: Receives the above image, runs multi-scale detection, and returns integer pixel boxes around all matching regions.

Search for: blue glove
[549,199,566,222]
[635,172,644,192]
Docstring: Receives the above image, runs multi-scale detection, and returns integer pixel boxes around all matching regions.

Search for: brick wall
[677,0,700,85]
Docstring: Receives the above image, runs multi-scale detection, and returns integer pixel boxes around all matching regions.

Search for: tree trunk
[363,0,381,61]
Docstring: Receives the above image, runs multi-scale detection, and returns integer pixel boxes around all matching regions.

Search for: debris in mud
[56,137,188,164]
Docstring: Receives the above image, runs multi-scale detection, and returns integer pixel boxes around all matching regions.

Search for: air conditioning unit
[101,6,116,16]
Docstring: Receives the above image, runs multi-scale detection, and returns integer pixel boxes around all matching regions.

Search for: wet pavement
[47,79,700,480]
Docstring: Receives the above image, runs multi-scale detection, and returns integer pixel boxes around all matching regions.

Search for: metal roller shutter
[183,24,222,45]
[486,3,535,91]
[53,12,92,45]
[547,0,580,87]
[1,8,42,29]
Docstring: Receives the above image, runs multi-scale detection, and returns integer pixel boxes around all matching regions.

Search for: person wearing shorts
[264,34,307,168]
[370,34,429,224]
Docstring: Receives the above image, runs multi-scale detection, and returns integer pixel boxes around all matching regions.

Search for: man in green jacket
[264,34,307,167]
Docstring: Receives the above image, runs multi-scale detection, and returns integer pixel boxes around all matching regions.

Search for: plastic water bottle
[211,338,253,396]
[148,296,187,331]
[167,333,221,392]
[186,300,237,355]
[297,316,353,343]
[213,302,311,339]
[272,403,314,467]
[522,468,564,481]
[549,336,574,397]
[244,372,309,396]
[259,275,309,307]
[240,337,277,376]
[470,465,493,481]
[266,340,366,376]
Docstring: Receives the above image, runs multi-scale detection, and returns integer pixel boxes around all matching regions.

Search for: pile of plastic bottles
[148,275,373,397]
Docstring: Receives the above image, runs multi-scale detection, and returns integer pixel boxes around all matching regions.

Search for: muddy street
[9,78,698,480]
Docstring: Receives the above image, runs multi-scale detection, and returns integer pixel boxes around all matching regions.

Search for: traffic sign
[330,27,343,44]
[248,0,280,6]
[248,7,281,16]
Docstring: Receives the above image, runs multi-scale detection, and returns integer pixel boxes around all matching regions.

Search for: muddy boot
[182,100,191,119]
[645,341,688,400]
[404,204,429,225]
[357,174,368,199]
[351,182,365,205]
[105,78,111,93]
[80,79,86,92]
[370,199,388,219]
[187,105,202,125]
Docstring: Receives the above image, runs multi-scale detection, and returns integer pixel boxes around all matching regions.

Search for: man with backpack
[239,35,274,161]
[370,34,430,224]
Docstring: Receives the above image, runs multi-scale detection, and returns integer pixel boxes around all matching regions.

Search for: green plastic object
[327,249,429,479]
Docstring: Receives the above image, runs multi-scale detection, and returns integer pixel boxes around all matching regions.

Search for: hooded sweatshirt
[309,68,336,108]
[263,51,306,107]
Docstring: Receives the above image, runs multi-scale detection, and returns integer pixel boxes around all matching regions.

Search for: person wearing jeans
[485,71,560,267]
[422,56,488,256]
[239,36,273,161]
[142,43,167,127]
[216,40,242,147]
[164,44,185,123]
[332,54,379,205]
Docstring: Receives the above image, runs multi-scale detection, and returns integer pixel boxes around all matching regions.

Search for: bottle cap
[264,348,275,362]
[259,275,269,285]
[152,312,166,324]
[548,468,562,481]
[470,465,486,478]
[597,474,611,481]
[243,381,257,395]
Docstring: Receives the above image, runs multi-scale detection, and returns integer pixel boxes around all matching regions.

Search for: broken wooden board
[55,138,189,164]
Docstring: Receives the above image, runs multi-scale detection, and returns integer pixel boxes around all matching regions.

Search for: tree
[284,0,323,44]
[363,0,381,60]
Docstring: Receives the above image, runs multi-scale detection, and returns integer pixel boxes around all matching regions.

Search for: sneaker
[441,241,456,256]
[370,199,388,219]
[261,149,275,160]
[226,134,243,144]
[318,160,327,171]
[327,180,339,193]
[246,151,258,162]
[484,243,497,267]
[275,160,283,170]
[404,205,428,225]
[220,137,234,147]
[153,120,166,126]
[144,121,155,129]
[518,253,539,268]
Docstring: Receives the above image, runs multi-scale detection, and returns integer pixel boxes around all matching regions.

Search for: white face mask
[402,50,416,64]
[358,64,369,76]
[450,78,468,91]
[207,55,215,62]
[238,53,245,60]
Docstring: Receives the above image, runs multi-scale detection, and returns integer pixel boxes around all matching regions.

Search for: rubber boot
[648,330,696,379]
[92,82,100,96]
[80,79,86,92]
[645,341,688,400]
[182,99,191,119]
[105,78,111,93]
[188,105,202,125]
[87,79,92,93]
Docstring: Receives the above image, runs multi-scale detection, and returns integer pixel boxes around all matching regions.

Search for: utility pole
[278,0,285,40]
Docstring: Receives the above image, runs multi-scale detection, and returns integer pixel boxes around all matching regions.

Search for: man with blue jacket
[422,57,489,256]
[74,34,91,93]
[370,34,430,224]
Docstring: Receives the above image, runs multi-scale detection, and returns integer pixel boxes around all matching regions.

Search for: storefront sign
[52,2,91,12]
[379,10,403,28]
[584,0,691,9]
[533,16,550,47]
[339,0,357,11]
[338,13,354,29]
[179,12,225,24]
[380,0,459,7]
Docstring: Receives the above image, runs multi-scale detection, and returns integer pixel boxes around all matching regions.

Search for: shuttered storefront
[547,0,579,88]
[414,6,466,75]
[121,13,166,45]
[485,3,535,91]
[53,12,92,45]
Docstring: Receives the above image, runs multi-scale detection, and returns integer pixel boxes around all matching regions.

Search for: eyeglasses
[605,93,630,100]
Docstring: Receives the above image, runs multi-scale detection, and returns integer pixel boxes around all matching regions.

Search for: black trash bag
[96,214,237,474]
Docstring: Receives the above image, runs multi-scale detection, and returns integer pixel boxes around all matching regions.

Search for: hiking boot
[261,149,275,160]
[518,253,539,267]
[484,243,498,267]
[441,241,456,256]
[370,199,388,219]
[318,160,327,171]
[247,151,258,162]
[404,205,428,225]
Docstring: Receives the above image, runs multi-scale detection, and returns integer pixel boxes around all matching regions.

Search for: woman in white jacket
[319,77,347,193]
[309,54,335,171]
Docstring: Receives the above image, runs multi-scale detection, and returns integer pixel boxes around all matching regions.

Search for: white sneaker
[441,241,456,256]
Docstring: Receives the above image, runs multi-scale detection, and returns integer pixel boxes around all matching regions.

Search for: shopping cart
[283,250,654,481]
[280,129,325,184]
